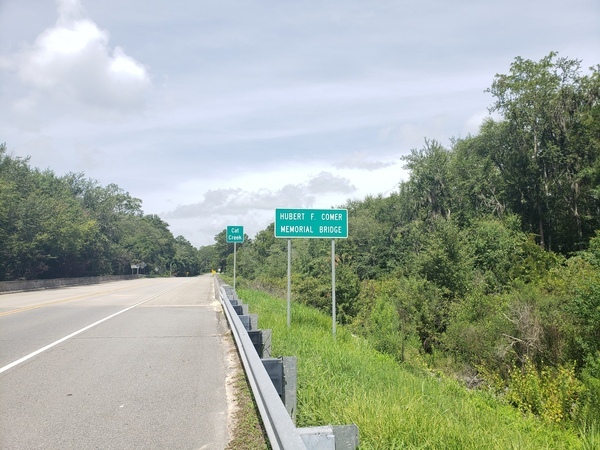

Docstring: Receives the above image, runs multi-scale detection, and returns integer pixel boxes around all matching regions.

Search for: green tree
[0,153,102,279]
[450,132,507,223]
[339,193,411,280]
[172,235,201,276]
[213,229,233,274]
[467,215,525,292]
[198,245,217,274]
[401,139,453,222]
[119,214,176,274]
[413,217,472,300]
[486,52,600,252]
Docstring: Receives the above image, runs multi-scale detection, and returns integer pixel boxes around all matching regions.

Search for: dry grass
[225,368,270,450]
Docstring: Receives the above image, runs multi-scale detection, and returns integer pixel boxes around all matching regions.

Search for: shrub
[367,296,404,360]
[577,353,600,428]
[506,359,583,423]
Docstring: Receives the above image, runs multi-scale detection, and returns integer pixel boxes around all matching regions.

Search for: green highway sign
[274,208,348,239]
[226,226,244,243]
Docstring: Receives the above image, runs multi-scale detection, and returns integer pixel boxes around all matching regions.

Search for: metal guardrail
[216,278,308,450]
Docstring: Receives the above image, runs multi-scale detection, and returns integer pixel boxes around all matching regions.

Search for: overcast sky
[1,0,598,247]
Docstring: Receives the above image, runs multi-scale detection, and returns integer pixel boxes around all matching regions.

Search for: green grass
[238,288,583,449]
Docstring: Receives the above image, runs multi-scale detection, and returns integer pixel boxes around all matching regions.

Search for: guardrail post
[282,356,297,422]
[298,425,359,449]
[238,313,258,331]
[261,357,297,421]
[233,303,249,315]
[248,329,272,358]
[262,329,272,357]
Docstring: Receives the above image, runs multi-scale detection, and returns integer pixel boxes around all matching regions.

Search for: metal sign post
[332,239,336,338]
[233,242,237,291]
[287,239,291,328]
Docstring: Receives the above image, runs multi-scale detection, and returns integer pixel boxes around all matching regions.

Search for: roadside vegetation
[238,287,587,449]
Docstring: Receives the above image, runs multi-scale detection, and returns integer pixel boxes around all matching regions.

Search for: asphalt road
[0,275,236,449]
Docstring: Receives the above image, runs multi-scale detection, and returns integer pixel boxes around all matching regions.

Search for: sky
[1,0,599,247]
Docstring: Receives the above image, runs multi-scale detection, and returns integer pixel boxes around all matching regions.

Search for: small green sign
[274,209,348,239]
[226,226,244,243]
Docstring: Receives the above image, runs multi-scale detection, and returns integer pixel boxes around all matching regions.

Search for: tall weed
[505,359,583,423]
[238,288,582,449]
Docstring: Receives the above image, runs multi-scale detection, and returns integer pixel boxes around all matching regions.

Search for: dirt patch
[212,279,269,449]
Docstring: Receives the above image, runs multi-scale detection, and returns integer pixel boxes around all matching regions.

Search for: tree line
[210,53,600,430]
[0,148,202,280]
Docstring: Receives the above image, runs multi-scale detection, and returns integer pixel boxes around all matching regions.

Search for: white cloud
[57,0,85,24]
[164,171,356,220]
[159,167,397,246]
[334,151,398,171]
[306,171,356,194]
[5,0,151,117]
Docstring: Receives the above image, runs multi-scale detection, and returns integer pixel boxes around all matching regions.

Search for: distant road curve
[0,275,236,449]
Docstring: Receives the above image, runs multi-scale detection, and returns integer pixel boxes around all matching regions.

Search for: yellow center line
[0,283,146,317]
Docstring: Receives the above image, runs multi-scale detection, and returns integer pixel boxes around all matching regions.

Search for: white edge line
[0,292,166,375]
